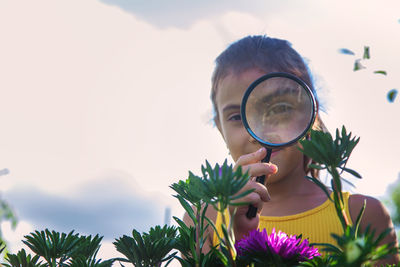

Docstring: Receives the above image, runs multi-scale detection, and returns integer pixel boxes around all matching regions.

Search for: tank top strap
[213,208,230,246]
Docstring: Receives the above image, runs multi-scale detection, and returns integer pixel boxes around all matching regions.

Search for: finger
[240,162,278,179]
[251,181,271,202]
[234,181,270,204]
[241,191,266,211]
[235,147,266,168]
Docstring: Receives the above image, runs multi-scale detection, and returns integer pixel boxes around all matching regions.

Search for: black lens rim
[241,72,318,148]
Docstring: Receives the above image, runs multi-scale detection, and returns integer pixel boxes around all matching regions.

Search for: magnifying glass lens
[242,73,317,219]
[244,76,315,146]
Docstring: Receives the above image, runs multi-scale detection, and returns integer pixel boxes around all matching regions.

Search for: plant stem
[329,166,351,230]
[221,209,236,267]
[196,209,201,267]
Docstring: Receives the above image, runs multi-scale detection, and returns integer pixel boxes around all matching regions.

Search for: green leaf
[176,195,196,224]
[229,201,252,206]
[308,163,325,170]
[114,226,177,267]
[354,59,365,71]
[387,89,398,102]
[363,46,370,59]
[0,199,18,228]
[341,167,362,178]
[340,177,356,188]
[204,216,220,240]
[299,138,328,164]
[3,249,46,267]
[373,70,387,75]
[363,46,371,59]
[298,142,322,163]
[312,242,342,254]
[22,229,81,265]
[354,199,366,238]
[68,234,104,261]
[305,175,332,201]
[209,246,228,265]
[338,48,355,55]
[374,227,392,245]
[229,189,254,202]
[172,216,189,231]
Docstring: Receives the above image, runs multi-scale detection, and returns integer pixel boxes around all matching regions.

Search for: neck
[266,165,323,202]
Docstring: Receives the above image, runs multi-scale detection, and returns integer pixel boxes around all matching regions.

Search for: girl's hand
[230,147,278,240]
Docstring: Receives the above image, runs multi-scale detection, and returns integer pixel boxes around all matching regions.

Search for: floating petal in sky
[353,59,365,71]
[363,46,370,59]
[373,70,387,75]
[387,89,398,103]
[338,48,355,55]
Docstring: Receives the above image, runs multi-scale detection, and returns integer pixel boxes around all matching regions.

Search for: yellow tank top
[213,192,352,248]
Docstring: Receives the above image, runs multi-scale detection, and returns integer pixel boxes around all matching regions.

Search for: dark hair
[210,35,327,178]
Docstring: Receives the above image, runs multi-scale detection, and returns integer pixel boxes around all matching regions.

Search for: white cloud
[1,220,34,255]
[98,0,286,29]
[3,171,173,239]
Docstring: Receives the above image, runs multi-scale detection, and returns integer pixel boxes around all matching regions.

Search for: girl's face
[215,68,306,184]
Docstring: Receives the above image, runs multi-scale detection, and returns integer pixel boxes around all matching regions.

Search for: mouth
[270,149,282,157]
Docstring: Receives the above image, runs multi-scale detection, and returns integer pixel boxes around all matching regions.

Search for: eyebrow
[259,87,300,104]
[221,104,241,114]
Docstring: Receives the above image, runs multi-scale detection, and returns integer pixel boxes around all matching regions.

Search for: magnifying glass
[241,72,318,218]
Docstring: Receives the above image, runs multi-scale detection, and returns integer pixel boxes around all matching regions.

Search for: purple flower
[235,228,320,262]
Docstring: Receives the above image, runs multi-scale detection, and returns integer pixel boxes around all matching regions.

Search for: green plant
[1,126,398,266]
[3,249,47,267]
[299,126,398,266]
[3,229,114,267]
[170,160,252,267]
[113,225,177,267]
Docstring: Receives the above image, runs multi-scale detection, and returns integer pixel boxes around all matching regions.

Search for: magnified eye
[266,102,294,116]
[242,74,316,148]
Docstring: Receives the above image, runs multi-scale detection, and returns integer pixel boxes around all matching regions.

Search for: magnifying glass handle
[245,148,272,219]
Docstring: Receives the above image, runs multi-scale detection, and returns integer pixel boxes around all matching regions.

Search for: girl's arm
[349,194,399,265]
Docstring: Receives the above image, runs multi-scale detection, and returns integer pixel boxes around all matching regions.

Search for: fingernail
[270,164,278,173]
[257,147,264,154]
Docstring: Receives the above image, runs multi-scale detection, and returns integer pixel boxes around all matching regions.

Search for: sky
[0,0,399,264]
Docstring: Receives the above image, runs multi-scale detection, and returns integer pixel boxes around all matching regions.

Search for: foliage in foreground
[2,230,114,267]
[0,126,399,266]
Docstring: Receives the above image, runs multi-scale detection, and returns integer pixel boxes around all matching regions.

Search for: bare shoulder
[348,194,391,227]
[349,193,399,264]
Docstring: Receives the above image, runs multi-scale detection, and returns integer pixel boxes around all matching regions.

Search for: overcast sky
[0,0,399,264]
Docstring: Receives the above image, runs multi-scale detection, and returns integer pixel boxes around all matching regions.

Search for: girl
[184,35,398,265]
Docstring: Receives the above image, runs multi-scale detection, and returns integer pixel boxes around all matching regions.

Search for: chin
[265,173,281,185]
